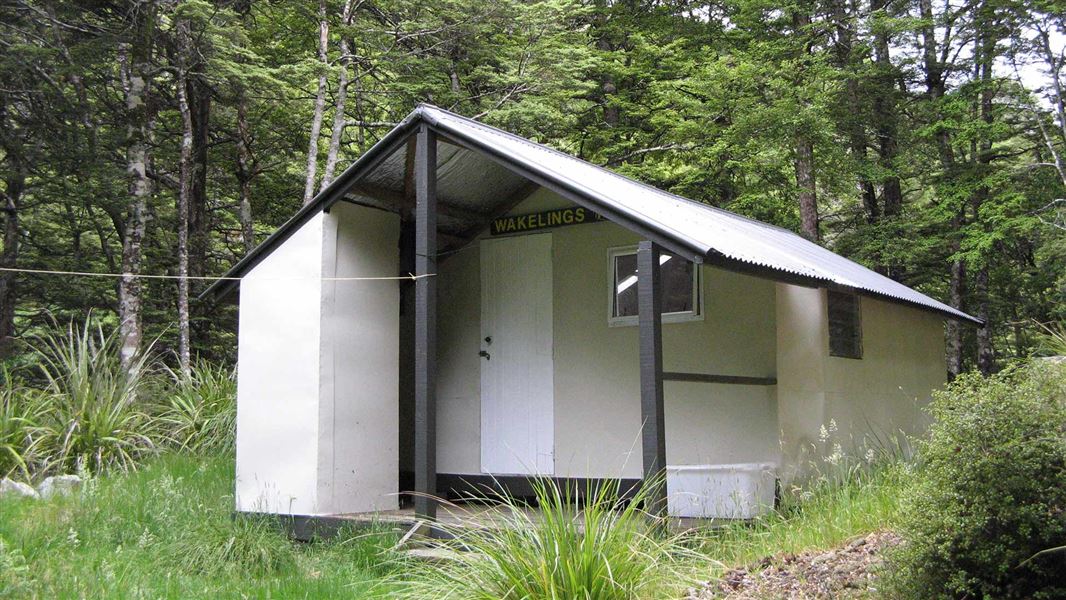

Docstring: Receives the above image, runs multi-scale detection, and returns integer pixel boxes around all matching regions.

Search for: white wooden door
[480,233,554,475]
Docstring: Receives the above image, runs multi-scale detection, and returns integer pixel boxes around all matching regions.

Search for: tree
[118,0,159,371]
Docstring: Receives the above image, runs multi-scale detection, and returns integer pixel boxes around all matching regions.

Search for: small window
[608,246,700,326]
[828,290,862,359]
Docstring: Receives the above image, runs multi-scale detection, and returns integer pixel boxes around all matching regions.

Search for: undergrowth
[1,317,239,482]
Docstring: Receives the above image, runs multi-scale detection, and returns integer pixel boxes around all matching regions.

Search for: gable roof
[202,104,980,325]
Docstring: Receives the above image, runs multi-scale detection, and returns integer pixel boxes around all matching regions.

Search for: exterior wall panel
[775,283,945,483]
[235,204,400,515]
[319,203,400,514]
[235,214,325,514]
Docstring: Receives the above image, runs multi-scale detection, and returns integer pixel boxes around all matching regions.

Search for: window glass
[612,250,696,319]
[828,290,862,358]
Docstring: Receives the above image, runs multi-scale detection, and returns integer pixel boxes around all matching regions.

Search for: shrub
[30,317,157,475]
[396,478,692,600]
[886,363,1066,599]
[158,360,236,453]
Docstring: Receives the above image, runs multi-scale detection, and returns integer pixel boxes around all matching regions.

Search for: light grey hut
[201,104,980,528]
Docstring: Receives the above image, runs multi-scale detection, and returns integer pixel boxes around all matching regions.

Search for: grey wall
[435,189,780,479]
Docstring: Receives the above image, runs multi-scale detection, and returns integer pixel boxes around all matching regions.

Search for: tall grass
[1036,320,1066,356]
[685,463,907,569]
[1,316,243,481]
[158,359,237,453]
[396,478,698,599]
[30,317,156,474]
[0,373,50,480]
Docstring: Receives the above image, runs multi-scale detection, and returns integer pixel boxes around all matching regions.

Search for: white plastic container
[666,463,777,519]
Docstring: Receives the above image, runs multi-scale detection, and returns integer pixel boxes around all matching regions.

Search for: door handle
[478,350,491,361]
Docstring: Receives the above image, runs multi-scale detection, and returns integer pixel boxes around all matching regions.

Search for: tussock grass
[25,317,156,476]
[394,464,905,600]
[3,317,241,482]
[157,359,236,454]
[394,478,701,600]
[0,453,403,598]
[0,372,50,480]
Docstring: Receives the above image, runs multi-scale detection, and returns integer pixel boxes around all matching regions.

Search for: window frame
[827,290,863,359]
[606,245,703,327]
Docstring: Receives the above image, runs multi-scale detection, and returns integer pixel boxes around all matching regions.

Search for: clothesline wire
[0,266,435,282]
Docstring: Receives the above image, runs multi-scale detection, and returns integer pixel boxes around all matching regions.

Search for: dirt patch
[686,531,902,599]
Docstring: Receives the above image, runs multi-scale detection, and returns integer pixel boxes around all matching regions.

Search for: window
[608,246,700,326]
[828,290,862,359]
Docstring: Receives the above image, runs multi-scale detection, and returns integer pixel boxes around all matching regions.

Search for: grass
[0,451,906,599]
[157,360,237,454]
[0,453,404,599]
[393,464,907,599]
[2,317,240,482]
[395,478,696,600]
[687,463,906,571]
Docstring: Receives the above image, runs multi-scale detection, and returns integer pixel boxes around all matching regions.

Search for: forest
[1,0,1064,373]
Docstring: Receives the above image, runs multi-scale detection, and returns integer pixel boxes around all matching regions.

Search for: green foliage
[886,364,1066,599]
[1,0,1064,370]
[158,360,237,454]
[0,372,51,480]
[29,317,156,475]
[396,478,693,599]
[0,535,31,597]
[2,317,241,482]
[0,453,402,597]
[1036,320,1066,357]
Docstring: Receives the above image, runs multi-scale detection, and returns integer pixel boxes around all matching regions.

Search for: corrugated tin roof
[202,104,980,325]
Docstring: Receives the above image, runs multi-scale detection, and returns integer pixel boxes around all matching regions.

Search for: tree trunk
[946,257,966,378]
[794,137,819,242]
[975,265,993,374]
[235,90,256,253]
[830,0,877,222]
[321,0,356,190]
[0,166,23,359]
[186,75,210,281]
[592,2,620,129]
[175,19,194,376]
[303,0,330,206]
[870,0,902,218]
[920,0,966,375]
[973,7,996,374]
[792,8,819,242]
[118,3,157,372]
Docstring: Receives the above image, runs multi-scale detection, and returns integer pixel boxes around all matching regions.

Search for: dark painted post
[637,240,667,518]
[414,125,438,520]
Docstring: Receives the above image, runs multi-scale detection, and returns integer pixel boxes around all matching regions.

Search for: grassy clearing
[1,451,906,599]
[0,453,403,599]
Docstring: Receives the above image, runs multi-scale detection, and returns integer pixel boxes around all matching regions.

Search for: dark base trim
[234,511,410,542]
[400,471,643,504]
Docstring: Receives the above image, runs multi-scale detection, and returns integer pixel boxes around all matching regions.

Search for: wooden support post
[637,240,667,518]
[414,125,438,520]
